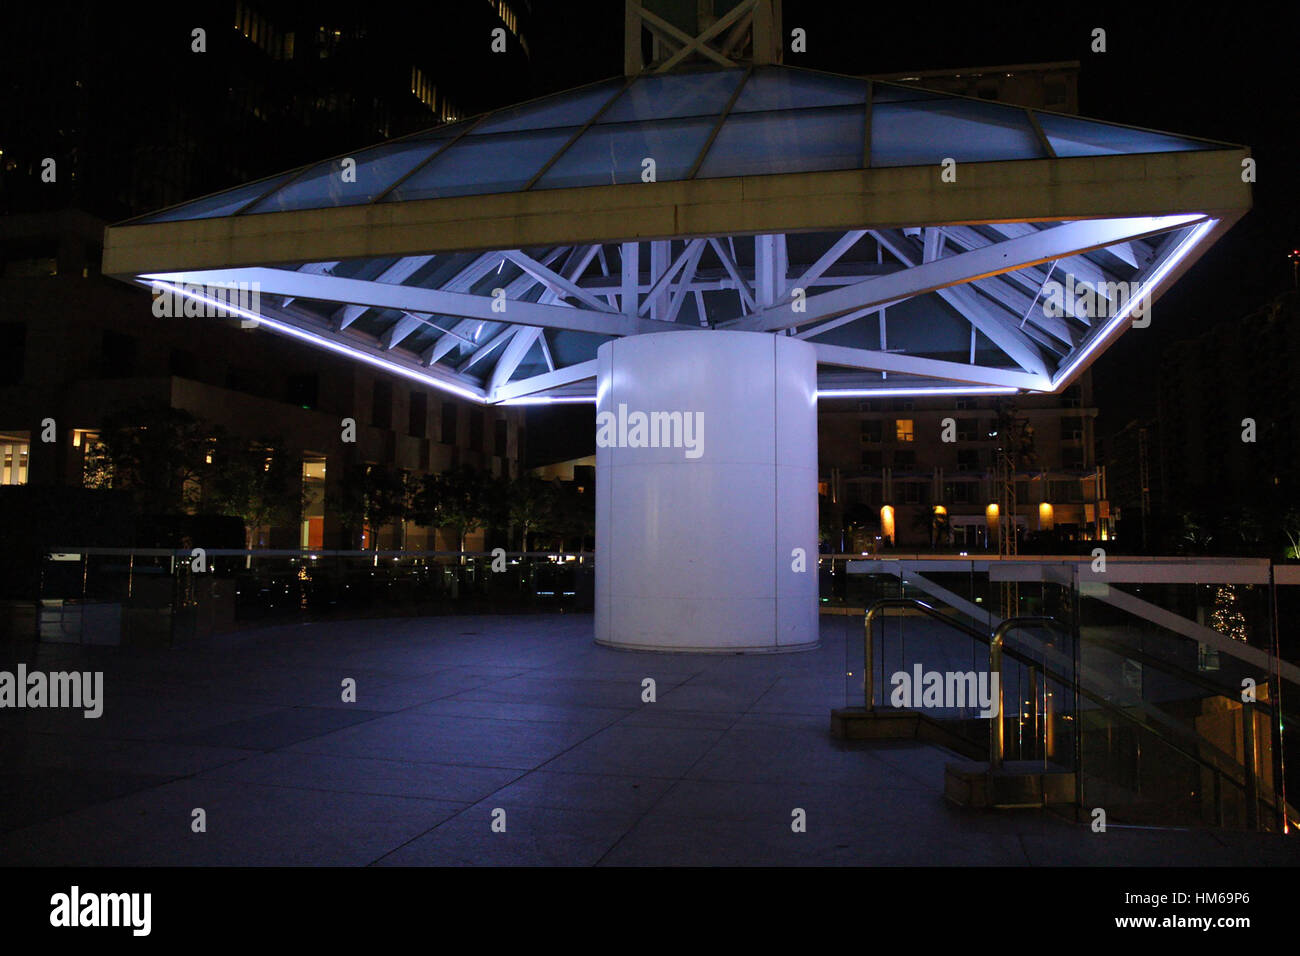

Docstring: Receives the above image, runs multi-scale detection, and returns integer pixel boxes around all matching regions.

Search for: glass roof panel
[386,127,576,201]
[872,83,949,103]
[472,79,625,134]
[246,141,438,213]
[1034,112,1215,157]
[871,98,1045,166]
[697,105,864,178]
[731,68,867,113]
[534,117,715,189]
[127,68,1229,225]
[600,69,743,123]
[137,173,298,222]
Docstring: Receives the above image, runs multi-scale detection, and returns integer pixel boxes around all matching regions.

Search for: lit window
[0,433,30,486]
[895,419,914,442]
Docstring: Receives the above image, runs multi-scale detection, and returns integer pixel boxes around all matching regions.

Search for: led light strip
[143,280,488,404]
[1050,218,1216,387]
[816,386,1022,398]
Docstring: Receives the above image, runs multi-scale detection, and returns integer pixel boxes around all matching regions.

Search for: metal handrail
[1082,631,1298,727]
[863,598,990,713]
[990,616,1062,770]
[863,598,1299,830]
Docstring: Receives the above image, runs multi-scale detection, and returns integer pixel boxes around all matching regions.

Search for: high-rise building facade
[819,376,1107,552]
[0,1,534,550]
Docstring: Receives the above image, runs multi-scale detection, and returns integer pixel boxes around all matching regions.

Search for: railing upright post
[864,605,876,712]
[1243,700,1260,830]
[990,623,1005,770]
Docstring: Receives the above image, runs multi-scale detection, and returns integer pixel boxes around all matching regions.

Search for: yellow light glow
[985,503,999,518]
[880,505,895,543]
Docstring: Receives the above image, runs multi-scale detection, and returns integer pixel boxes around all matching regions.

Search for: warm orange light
[1038,501,1055,530]
[985,503,999,518]
[880,505,895,544]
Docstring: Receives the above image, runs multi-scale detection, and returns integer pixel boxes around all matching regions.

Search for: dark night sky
[520,0,1298,463]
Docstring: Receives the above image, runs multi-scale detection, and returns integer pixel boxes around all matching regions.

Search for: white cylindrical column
[594,330,818,653]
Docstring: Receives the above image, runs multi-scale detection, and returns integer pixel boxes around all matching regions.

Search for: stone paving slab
[1,612,1297,867]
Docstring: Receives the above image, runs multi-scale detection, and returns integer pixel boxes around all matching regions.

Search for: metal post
[864,604,880,712]
[990,624,1006,770]
[1028,665,1039,762]
[1072,563,1084,821]
[1268,564,1288,832]
[1243,701,1259,830]
[1213,771,1223,827]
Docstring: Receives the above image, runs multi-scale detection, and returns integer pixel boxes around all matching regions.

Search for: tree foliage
[94,402,210,514]
[203,434,309,548]
[411,465,497,553]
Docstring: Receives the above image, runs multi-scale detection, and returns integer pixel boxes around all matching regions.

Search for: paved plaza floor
[1,613,1296,866]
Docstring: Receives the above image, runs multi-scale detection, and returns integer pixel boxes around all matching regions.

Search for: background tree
[1176,510,1214,554]
[1282,508,1300,560]
[94,402,210,514]
[542,481,595,552]
[508,475,558,551]
[331,462,409,551]
[411,465,495,559]
[911,505,951,550]
[842,502,879,552]
[203,433,309,557]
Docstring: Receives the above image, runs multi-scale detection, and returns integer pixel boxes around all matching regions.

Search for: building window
[371,379,392,429]
[287,373,319,410]
[101,331,137,378]
[956,449,981,472]
[441,403,457,445]
[0,323,25,384]
[469,408,484,452]
[895,419,914,442]
[956,418,979,441]
[894,449,916,470]
[860,450,882,469]
[950,482,974,504]
[900,483,925,505]
[0,433,30,485]
[860,420,883,443]
[409,391,428,438]
[75,430,110,488]
[300,457,326,549]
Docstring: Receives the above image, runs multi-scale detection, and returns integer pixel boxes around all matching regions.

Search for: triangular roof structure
[104,64,1251,404]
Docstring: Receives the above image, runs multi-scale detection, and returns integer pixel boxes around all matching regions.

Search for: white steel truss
[136,211,1218,406]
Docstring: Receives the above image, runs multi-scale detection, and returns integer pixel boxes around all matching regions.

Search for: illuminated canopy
[103,64,1251,404]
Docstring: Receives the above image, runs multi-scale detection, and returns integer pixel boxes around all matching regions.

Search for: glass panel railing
[33,549,596,645]
[834,555,1298,831]
[1077,578,1292,831]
